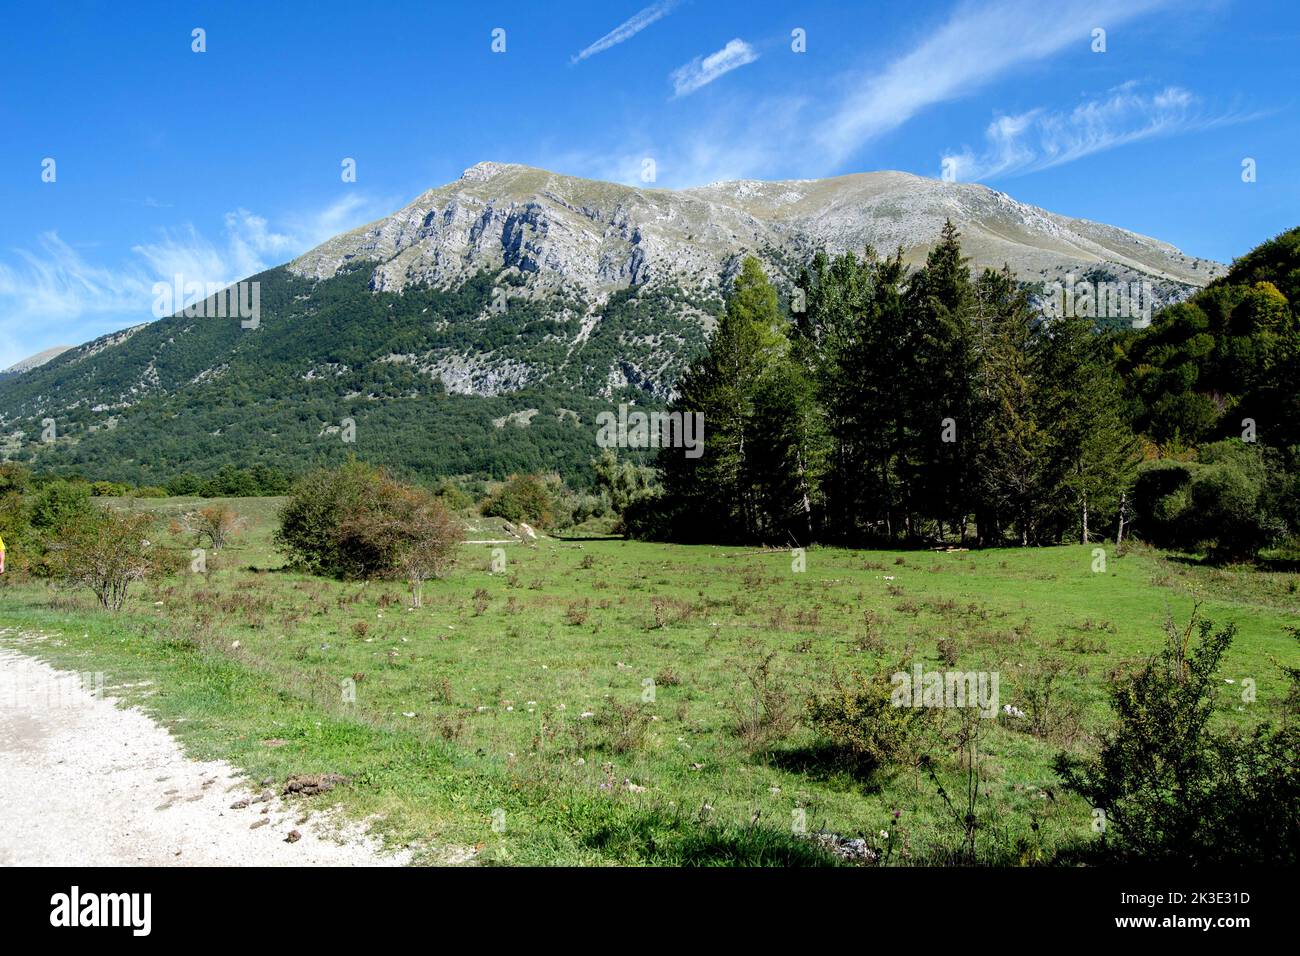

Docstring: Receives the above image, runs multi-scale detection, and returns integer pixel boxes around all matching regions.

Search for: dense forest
[0,265,706,488]
[634,224,1300,558]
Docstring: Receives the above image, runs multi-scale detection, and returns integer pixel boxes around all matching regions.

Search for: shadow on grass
[766,743,889,792]
[578,806,846,866]
[1162,552,1300,572]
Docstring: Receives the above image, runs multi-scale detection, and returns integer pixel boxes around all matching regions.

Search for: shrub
[276,460,384,577]
[619,490,681,540]
[339,482,463,605]
[655,666,682,687]
[593,702,653,754]
[480,473,553,527]
[91,480,131,497]
[565,600,590,626]
[1133,441,1289,560]
[806,668,935,772]
[179,506,246,551]
[592,449,656,516]
[0,463,32,569]
[276,460,462,593]
[28,479,93,533]
[728,645,798,752]
[1055,608,1300,863]
[46,510,170,610]
[1013,656,1083,743]
[165,473,205,497]
[431,478,475,514]
[1187,442,1288,560]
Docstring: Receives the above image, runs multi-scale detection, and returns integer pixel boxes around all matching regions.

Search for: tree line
[632,223,1300,558]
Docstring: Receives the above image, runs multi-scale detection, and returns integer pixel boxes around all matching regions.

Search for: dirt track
[0,642,410,866]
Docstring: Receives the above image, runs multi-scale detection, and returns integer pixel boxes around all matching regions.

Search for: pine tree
[903,220,977,540]
[1034,315,1139,542]
[970,266,1047,544]
[809,248,911,541]
[659,257,784,541]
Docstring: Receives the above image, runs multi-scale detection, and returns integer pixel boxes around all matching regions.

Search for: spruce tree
[659,257,784,540]
[904,220,977,540]
[970,266,1046,544]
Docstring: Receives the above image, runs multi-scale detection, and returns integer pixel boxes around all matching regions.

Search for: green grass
[1,496,1296,865]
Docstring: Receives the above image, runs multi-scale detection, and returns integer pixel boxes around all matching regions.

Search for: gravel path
[0,643,411,866]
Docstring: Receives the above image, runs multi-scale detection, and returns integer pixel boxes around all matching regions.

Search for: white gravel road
[0,643,411,866]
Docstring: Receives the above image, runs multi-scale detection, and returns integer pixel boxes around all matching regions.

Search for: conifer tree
[970,266,1046,544]
[904,220,977,540]
[660,257,784,540]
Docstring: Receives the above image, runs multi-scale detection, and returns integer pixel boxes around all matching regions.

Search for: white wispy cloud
[555,0,1194,187]
[0,195,386,368]
[670,39,759,98]
[0,233,151,326]
[815,0,1174,167]
[572,1,679,64]
[130,209,295,288]
[941,83,1245,181]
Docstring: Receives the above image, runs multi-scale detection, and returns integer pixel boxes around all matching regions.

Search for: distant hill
[0,345,74,379]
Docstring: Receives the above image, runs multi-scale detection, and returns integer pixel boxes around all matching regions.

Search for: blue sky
[1,0,1297,368]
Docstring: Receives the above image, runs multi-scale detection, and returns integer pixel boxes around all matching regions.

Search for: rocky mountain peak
[290,164,1222,306]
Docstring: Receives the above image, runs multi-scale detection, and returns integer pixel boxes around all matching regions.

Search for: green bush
[431,477,475,514]
[1133,441,1288,560]
[1133,459,1195,548]
[275,459,461,585]
[165,465,291,498]
[592,449,656,515]
[0,463,32,569]
[28,479,93,533]
[806,668,935,772]
[91,480,131,497]
[1055,610,1300,864]
[275,460,389,577]
[165,473,205,496]
[480,474,553,527]
[45,509,172,610]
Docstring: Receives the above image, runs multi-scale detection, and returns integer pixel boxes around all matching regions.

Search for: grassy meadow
[1,494,1296,865]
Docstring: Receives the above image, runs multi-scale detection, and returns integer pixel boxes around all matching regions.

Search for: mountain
[0,162,1222,486]
[295,161,1217,297]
